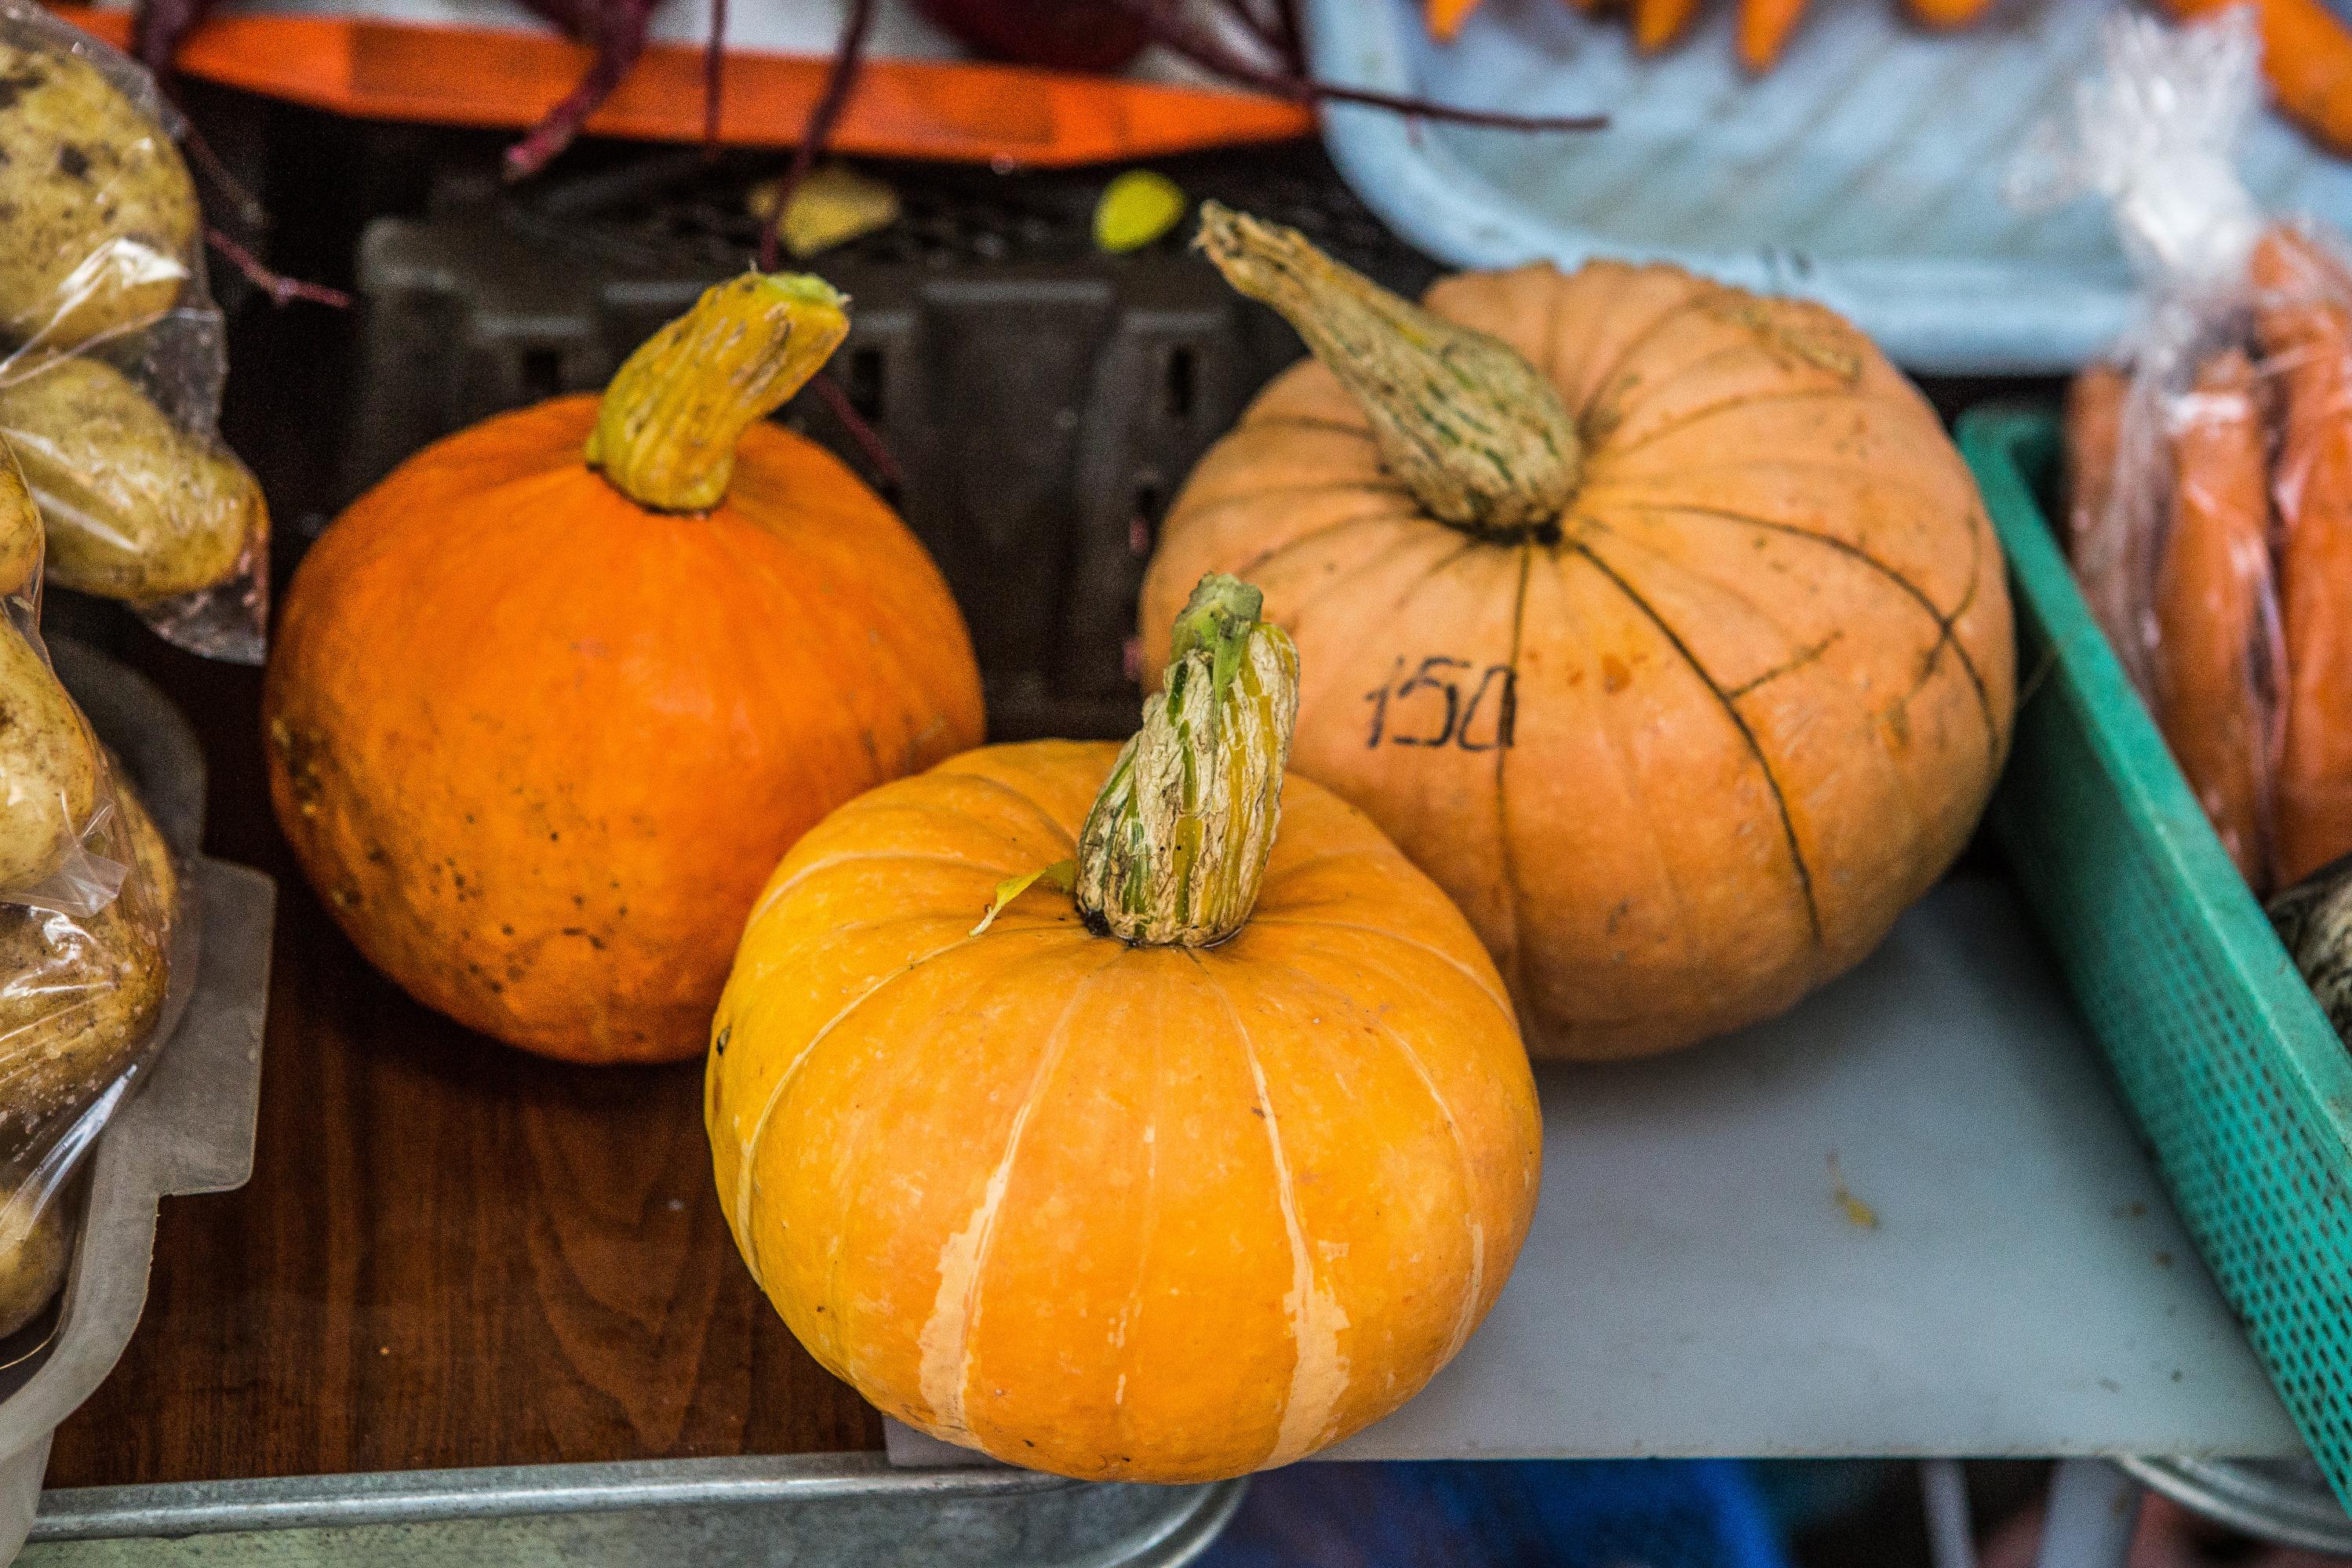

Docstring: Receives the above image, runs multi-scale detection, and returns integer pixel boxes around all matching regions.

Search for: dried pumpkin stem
[1077,573,1298,947]
[1195,202,1579,539]
[586,271,850,513]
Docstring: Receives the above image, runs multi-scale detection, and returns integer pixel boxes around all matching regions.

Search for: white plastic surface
[889,875,2302,1469]
[1305,0,2352,372]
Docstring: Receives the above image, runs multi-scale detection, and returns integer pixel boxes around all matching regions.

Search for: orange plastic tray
[49,4,1313,165]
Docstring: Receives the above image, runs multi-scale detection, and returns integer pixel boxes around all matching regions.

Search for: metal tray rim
[29,1453,1247,1542]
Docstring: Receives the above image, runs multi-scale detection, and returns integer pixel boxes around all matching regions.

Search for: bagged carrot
[2065,365,2126,563]
[2250,226,2352,884]
[2014,15,2301,880]
[2154,348,2282,890]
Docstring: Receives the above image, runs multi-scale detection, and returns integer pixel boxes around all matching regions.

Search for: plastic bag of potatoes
[0,440,177,1339]
[0,0,265,664]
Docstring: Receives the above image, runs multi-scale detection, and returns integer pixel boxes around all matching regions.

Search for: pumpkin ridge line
[1600,385,1872,465]
[1261,845,1389,884]
[1568,538,1826,948]
[1223,506,1424,588]
[804,937,1081,1392]
[730,926,1055,1282]
[1107,1006,1165,1440]
[934,770,1084,859]
[1189,954,1349,1469]
[1177,478,1416,518]
[1276,960,1487,1365]
[1610,498,1999,747]
[748,850,1021,928]
[1283,535,1480,729]
[1543,545,1708,1003]
[1245,919,1514,1024]
[1242,413,1377,443]
[1581,515,1936,887]
[917,950,1126,1442]
[1579,284,1718,424]
[1390,536,1489,613]
[1494,542,1535,1009]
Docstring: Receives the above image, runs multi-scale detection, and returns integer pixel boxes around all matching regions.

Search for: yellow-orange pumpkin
[708,577,1540,1482]
[1141,207,2015,1060]
[266,275,983,1062]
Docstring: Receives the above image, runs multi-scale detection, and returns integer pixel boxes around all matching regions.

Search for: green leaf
[970,859,1077,937]
[1094,170,1187,255]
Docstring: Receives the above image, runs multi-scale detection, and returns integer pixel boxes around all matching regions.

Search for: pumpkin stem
[1195,202,1579,539]
[1076,573,1298,948]
[585,271,850,513]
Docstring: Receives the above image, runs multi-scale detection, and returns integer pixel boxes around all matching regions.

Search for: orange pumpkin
[266,275,983,1062]
[1142,208,2014,1060]
[708,576,1540,1483]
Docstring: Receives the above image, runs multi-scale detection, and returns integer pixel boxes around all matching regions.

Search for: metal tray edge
[31,1453,1109,1540]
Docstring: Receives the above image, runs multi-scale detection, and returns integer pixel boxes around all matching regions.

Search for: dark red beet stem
[757,0,878,271]
[702,0,727,155]
[1124,0,1607,133]
[810,372,903,490]
[206,227,351,309]
[502,0,657,181]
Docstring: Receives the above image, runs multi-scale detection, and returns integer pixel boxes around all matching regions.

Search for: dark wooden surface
[44,637,880,1489]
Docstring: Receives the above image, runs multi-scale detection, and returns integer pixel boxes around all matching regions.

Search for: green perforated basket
[1959,406,2352,1504]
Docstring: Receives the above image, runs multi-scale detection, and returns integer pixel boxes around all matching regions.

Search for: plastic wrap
[2015,12,2328,894]
[0,0,264,664]
[0,434,177,1340]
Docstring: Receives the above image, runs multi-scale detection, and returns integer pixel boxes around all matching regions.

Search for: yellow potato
[0,436,41,599]
[0,1180,65,1339]
[0,620,96,892]
[0,42,196,351]
[0,356,260,602]
[0,770,172,1126]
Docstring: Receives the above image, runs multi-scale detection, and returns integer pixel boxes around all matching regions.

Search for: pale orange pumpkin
[265,275,983,1063]
[708,576,1541,1483]
[1141,207,2015,1060]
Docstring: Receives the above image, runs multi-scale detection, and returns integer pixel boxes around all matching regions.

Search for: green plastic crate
[1959,407,2352,1505]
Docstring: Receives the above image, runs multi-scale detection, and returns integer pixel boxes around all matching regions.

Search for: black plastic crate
[347,147,1433,741]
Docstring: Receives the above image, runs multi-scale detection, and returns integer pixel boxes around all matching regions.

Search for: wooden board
[44,647,879,1489]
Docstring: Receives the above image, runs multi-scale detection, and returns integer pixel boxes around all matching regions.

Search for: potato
[0,436,41,600]
[0,42,195,351]
[0,770,172,1126]
[0,620,96,891]
[0,356,260,602]
[0,1180,65,1339]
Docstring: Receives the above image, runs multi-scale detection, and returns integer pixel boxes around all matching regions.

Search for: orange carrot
[2155,349,2281,892]
[1739,0,1808,70]
[1633,0,1702,51]
[1427,0,1484,38]
[2066,365,2127,565]
[1904,0,1996,29]
[2253,227,2352,885]
[2161,0,2352,156]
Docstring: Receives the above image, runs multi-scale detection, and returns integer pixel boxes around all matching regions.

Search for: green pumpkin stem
[585,271,850,513]
[1194,202,1579,540]
[1076,573,1298,947]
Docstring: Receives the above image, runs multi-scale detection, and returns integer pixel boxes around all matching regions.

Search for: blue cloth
[1197,1460,1792,1568]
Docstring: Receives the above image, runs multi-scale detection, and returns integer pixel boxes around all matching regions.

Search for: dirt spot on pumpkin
[271,719,329,819]
[1600,654,1631,693]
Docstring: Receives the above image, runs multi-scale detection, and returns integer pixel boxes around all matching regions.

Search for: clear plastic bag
[0,437,178,1340]
[0,0,264,664]
[2012,12,2337,896]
